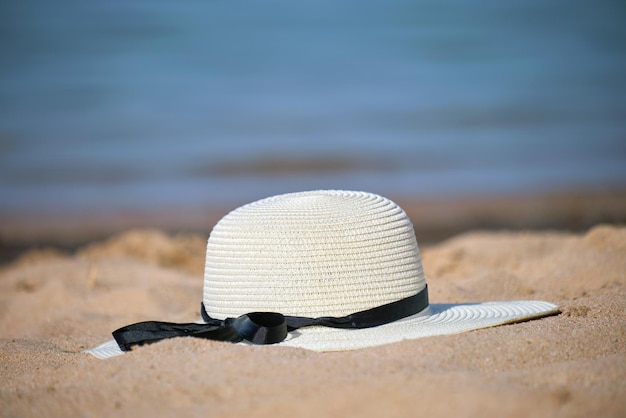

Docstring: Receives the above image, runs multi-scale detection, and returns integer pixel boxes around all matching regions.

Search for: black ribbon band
[112,285,428,351]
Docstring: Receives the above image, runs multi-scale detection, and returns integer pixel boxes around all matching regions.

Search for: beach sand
[1,221,625,417]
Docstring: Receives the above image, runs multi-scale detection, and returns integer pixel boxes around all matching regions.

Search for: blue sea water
[1,0,625,212]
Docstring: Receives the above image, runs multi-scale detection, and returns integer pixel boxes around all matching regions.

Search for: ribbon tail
[112,320,241,351]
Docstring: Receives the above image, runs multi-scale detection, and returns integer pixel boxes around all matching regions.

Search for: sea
[1,0,625,213]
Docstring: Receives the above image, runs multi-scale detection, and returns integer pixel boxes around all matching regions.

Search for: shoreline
[1,187,625,263]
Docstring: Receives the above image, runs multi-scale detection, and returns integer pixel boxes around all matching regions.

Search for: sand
[1,224,625,417]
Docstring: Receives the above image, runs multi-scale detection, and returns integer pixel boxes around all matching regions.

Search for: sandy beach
[1,205,624,417]
[2,0,625,415]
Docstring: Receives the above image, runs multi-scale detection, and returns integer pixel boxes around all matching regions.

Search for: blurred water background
[1,0,625,214]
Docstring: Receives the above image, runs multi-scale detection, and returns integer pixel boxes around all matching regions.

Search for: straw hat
[87,190,559,359]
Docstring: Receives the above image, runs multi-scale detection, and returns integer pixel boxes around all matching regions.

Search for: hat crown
[203,190,426,319]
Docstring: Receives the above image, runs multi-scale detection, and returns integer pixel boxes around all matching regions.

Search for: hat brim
[277,300,559,351]
[85,300,559,359]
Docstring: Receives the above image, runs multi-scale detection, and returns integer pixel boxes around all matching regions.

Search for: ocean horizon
[1,0,625,213]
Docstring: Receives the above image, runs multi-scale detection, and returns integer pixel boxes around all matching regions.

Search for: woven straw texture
[203,190,426,319]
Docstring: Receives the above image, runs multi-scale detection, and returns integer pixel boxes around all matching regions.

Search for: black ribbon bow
[112,285,428,351]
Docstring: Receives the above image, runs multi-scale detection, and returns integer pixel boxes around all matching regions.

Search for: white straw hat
[87,190,559,359]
